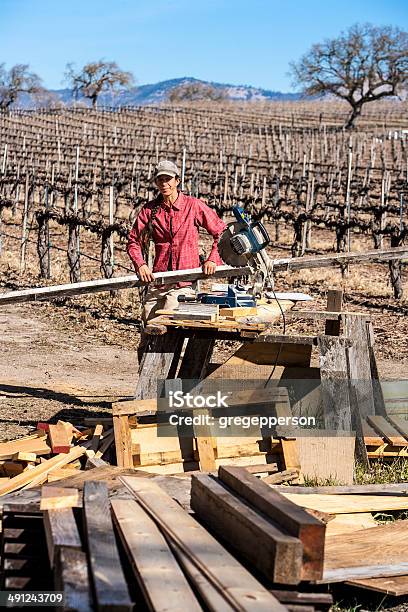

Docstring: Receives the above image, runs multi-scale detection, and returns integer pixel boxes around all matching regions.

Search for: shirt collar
[161,191,185,211]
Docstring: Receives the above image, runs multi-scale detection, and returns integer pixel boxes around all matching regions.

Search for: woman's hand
[202,260,217,275]
[137,264,155,283]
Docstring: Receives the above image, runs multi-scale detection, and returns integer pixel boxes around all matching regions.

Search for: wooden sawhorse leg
[134,329,184,400]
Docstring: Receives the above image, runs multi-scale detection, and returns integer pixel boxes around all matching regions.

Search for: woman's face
[155,174,179,197]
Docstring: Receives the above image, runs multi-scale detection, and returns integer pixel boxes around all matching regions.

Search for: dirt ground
[0,252,407,442]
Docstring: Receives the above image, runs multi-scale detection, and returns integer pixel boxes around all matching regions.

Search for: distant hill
[17,77,301,108]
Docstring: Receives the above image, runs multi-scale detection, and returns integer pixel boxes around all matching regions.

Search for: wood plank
[113,415,133,468]
[49,422,72,453]
[83,481,132,611]
[218,466,325,581]
[111,498,201,612]
[362,421,384,446]
[226,342,312,368]
[270,590,333,606]
[325,513,377,537]
[120,475,287,610]
[85,456,109,470]
[47,468,82,482]
[367,415,408,446]
[325,289,343,335]
[40,486,79,510]
[317,336,352,431]
[346,575,408,596]
[170,543,234,612]
[1,248,407,306]
[271,483,408,495]
[43,507,82,567]
[281,492,408,513]
[0,437,51,460]
[191,473,303,584]
[54,546,93,612]
[344,315,373,465]
[387,415,408,439]
[89,424,103,453]
[322,520,408,583]
[114,387,290,417]
[194,410,216,472]
[95,429,114,458]
[0,445,86,496]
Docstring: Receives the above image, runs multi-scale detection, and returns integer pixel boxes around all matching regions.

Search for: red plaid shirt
[127,192,226,287]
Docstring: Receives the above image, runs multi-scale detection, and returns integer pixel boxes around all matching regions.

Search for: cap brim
[155,170,177,178]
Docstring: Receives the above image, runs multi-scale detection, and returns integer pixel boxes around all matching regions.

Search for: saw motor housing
[218,207,273,298]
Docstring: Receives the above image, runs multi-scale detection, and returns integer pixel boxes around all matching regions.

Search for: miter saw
[218,207,274,299]
[178,207,275,308]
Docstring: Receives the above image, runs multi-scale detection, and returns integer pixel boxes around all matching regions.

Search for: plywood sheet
[282,493,408,513]
[296,436,355,485]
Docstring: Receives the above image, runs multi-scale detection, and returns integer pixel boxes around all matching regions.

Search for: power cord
[264,263,286,387]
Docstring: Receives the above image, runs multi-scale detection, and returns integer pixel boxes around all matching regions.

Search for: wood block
[325,289,343,336]
[12,452,37,462]
[191,473,303,585]
[40,486,80,510]
[113,415,133,468]
[220,306,258,317]
[218,466,325,581]
[83,481,132,611]
[49,422,72,454]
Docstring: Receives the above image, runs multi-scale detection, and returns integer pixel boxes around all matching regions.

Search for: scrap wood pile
[2,463,408,609]
[0,419,114,496]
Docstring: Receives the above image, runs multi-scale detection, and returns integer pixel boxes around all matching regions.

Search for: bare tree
[290,24,408,129]
[65,60,134,108]
[0,64,43,109]
[169,82,226,102]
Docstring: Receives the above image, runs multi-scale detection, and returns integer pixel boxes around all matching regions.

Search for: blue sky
[0,0,407,92]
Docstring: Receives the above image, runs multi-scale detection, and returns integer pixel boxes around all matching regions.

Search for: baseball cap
[155,160,180,179]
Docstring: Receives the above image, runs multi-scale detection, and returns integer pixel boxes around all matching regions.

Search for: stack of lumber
[0,474,333,611]
[269,482,408,595]
[0,421,114,497]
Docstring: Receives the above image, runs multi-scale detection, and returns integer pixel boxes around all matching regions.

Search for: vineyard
[0,100,407,299]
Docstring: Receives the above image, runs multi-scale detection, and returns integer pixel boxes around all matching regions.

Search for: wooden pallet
[364,415,408,458]
[112,389,302,478]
